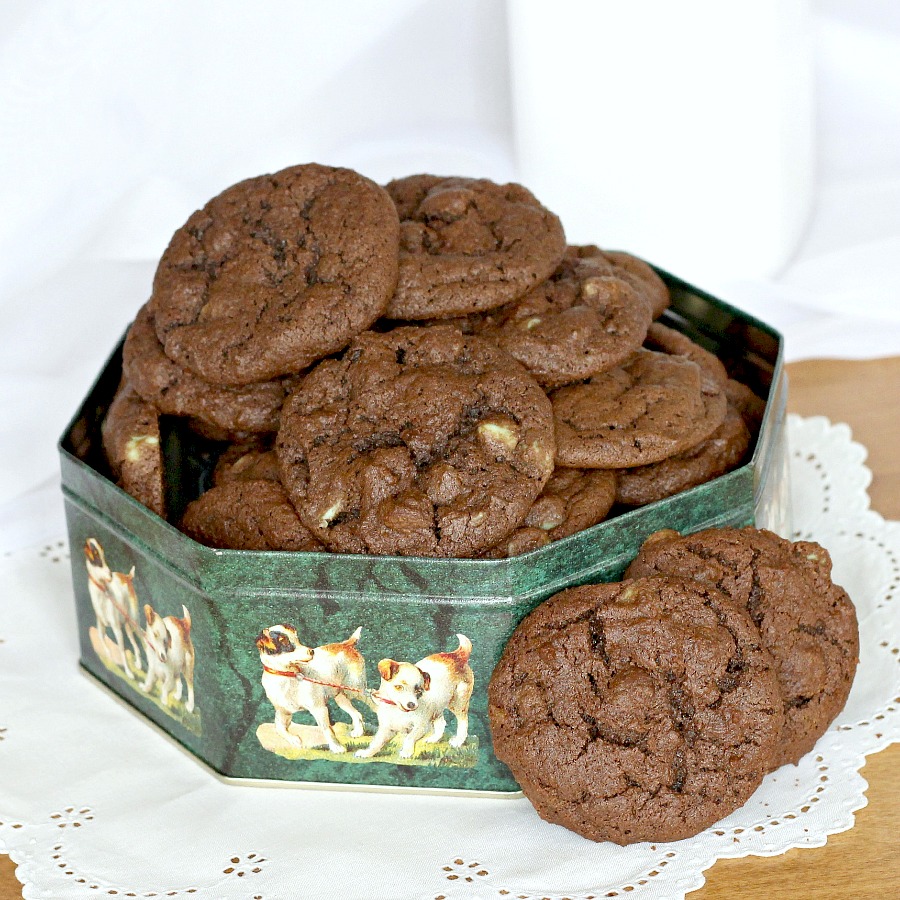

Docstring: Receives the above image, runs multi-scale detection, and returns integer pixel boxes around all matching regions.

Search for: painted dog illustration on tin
[255,624,368,753]
[357,634,474,759]
[255,625,476,765]
[84,537,144,676]
[83,537,200,732]
[141,603,196,713]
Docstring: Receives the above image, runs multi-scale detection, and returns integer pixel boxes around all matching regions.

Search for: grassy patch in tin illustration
[257,722,479,768]
[90,628,202,736]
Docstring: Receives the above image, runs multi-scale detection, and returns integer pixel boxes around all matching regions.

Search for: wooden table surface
[3,357,899,898]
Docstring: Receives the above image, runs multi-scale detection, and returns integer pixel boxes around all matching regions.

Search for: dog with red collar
[356,634,474,759]
[256,624,367,753]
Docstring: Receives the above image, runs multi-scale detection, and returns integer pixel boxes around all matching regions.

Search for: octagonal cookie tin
[58,272,788,795]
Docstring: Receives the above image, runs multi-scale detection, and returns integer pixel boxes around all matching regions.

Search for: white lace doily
[1,415,898,900]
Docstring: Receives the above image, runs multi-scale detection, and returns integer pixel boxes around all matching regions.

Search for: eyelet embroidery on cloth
[836,637,900,740]
[435,850,681,899]
[833,529,900,613]
[2,806,269,896]
[50,806,94,828]
[47,838,268,895]
[792,448,832,521]
[38,539,69,564]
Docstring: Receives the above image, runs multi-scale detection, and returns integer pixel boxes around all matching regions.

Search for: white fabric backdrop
[0,0,899,532]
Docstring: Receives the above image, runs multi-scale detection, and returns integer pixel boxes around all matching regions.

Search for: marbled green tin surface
[59,275,787,793]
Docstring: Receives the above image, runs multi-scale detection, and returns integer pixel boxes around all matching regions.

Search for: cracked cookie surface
[212,441,281,486]
[615,402,751,506]
[384,175,566,319]
[625,527,860,767]
[551,348,728,468]
[276,325,555,557]
[181,480,323,552]
[150,163,400,385]
[488,575,783,844]
[123,303,290,438]
[474,250,653,388]
[483,467,617,557]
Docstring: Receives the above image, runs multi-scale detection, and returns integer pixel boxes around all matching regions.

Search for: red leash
[260,665,404,708]
[261,664,365,694]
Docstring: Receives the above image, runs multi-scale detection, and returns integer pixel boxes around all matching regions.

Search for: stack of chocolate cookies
[103,163,859,844]
[488,526,859,844]
[103,162,762,558]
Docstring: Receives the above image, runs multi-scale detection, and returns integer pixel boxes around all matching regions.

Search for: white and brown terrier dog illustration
[357,634,474,759]
[84,537,143,675]
[256,624,367,753]
[141,603,196,713]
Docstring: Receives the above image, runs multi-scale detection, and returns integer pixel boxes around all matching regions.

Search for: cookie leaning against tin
[277,325,556,558]
[625,527,859,768]
[150,163,400,385]
[643,321,728,388]
[725,377,767,433]
[123,304,288,438]
[477,251,653,388]
[181,480,323,552]
[551,347,728,469]
[101,380,165,518]
[615,402,751,506]
[384,175,566,320]
[488,576,784,844]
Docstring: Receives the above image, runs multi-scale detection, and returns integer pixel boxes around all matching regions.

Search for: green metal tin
[58,274,788,794]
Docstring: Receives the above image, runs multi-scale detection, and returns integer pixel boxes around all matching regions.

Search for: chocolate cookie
[212,442,280,486]
[625,527,859,767]
[525,467,617,539]
[481,527,551,559]
[551,348,728,469]
[123,304,287,438]
[488,576,784,844]
[615,403,751,506]
[570,245,670,319]
[102,381,165,517]
[277,325,556,557]
[384,175,566,320]
[481,467,616,557]
[476,252,652,388]
[150,163,400,385]
[644,321,728,389]
[181,480,323,551]
[725,378,766,433]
